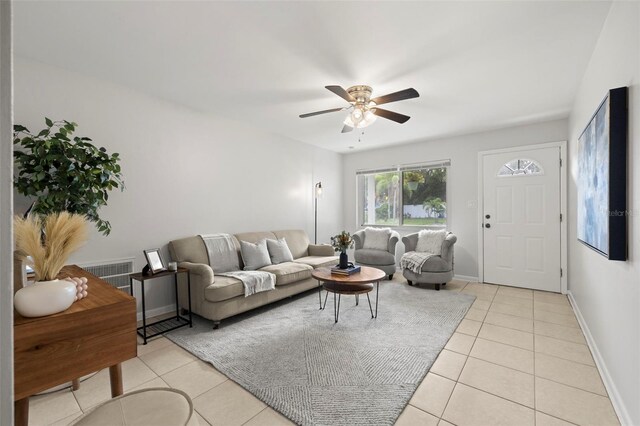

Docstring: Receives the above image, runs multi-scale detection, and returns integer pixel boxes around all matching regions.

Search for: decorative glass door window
[498,159,544,176]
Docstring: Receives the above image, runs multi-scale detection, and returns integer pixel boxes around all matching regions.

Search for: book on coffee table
[331,265,361,275]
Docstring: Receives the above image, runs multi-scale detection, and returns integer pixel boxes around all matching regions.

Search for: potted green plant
[405,171,424,191]
[13,118,124,236]
[330,231,354,269]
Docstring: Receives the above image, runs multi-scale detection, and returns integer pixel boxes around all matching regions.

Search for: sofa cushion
[260,262,313,286]
[308,244,335,257]
[169,236,210,265]
[240,239,272,271]
[234,231,277,244]
[272,230,309,259]
[234,231,276,268]
[294,256,338,268]
[204,276,244,302]
[363,227,391,251]
[421,255,451,272]
[266,238,294,264]
[354,249,395,266]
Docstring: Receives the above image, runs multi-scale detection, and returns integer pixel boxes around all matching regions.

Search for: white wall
[567,3,639,425]
[342,119,568,279]
[14,57,343,315]
[0,1,13,423]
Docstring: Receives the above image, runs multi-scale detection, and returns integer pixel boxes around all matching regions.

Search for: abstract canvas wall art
[577,86,628,260]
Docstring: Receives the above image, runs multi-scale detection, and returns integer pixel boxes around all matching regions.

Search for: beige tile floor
[28,279,620,426]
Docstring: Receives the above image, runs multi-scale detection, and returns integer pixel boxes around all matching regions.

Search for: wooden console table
[13,265,137,426]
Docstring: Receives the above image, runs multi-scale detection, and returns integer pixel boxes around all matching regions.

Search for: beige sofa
[169,230,337,328]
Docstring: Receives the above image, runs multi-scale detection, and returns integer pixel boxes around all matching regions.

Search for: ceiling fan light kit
[300,85,419,133]
[343,106,377,129]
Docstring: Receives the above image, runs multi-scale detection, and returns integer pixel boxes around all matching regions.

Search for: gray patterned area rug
[167,281,475,426]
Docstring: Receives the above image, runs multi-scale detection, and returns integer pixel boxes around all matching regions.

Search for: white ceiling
[14,1,610,153]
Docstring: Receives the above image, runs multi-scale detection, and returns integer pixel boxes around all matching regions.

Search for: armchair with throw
[353,227,400,280]
[401,230,457,290]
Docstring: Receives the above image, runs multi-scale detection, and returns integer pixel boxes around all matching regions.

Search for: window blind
[356,159,451,175]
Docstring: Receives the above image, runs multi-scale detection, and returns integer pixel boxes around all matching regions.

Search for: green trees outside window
[359,166,447,227]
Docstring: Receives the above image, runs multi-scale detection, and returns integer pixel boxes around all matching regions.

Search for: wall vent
[79,258,135,293]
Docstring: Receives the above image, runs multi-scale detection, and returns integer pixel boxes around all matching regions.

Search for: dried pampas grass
[14,212,88,281]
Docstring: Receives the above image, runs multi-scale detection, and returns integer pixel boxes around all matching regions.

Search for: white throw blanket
[200,233,275,297]
[400,251,438,274]
[218,270,276,298]
[200,233,240,273]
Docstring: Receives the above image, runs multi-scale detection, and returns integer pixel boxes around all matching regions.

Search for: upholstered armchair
[401,232,456,290]
[353,228,400,280]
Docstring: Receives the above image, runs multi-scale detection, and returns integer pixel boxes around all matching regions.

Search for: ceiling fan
[299,85,419,133]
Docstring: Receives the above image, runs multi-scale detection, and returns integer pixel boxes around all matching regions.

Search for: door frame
[477,141,568,294]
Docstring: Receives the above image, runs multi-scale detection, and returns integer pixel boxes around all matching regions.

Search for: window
[498,158,543,176]
[357,161,449,227]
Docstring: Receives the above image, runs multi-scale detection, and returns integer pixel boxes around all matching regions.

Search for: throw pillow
[415,229,447,255]
[266,237,294,264]
[363,227,391,251]
[240,239,272,271]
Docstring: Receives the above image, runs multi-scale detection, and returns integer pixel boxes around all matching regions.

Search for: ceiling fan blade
[370,88,419,106]
[325,85,355,103]
[299,107,345,118]
[372,108,411,124]
[341,124,354,133]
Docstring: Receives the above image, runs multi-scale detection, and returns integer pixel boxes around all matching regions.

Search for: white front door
[482,147,561,292]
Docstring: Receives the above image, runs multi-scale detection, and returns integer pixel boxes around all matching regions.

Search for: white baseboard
[454,274,479,282]
[136,304,175,322]
[567,291,631,426]
[394,268,478,283]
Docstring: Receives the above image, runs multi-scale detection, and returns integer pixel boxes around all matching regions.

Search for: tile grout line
[438,349,608,398]
[461,353,532,375]
[463,336,606,396]
[39,284,602,426]
[456,291,537,413]
[136,336,176,355]
[455,286,610,425]
[536,410,581,426]
[448,289,560,422]
[70,387,84,416]
[453,380,536,412]
[189,374,230,403]
[478,325,586,353]
[138,351,197,377]
[533,316,581,329]
[438,281,486,424]
[532,375,612,399]
[436,280,472,424]
[194,407,213,426]
[405,402,439,421]
[240,406,268,425]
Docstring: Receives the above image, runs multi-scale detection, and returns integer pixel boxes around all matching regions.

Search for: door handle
[485,223,491,228]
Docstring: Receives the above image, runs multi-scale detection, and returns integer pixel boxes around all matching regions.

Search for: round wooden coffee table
[311,266,386,323]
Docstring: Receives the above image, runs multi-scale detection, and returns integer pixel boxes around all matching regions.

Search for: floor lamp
[314,182,322,244]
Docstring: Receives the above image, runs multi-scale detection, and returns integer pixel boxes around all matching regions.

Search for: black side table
[129,267,192,344]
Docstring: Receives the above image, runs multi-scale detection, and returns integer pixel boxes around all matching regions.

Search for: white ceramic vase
[14,279,77,317]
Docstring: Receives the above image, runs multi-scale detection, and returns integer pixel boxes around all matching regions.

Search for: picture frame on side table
[143,248,167,274]
[577,86,628,260]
